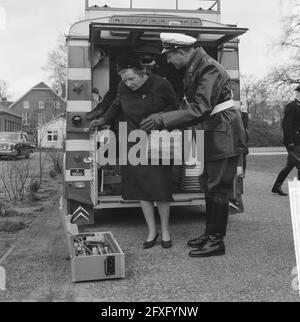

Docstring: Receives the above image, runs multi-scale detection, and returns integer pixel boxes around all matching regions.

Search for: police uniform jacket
[160,47,246,162]
[282,99,300,147]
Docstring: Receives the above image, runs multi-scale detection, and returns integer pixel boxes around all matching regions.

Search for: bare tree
[43,33,67,97]
[278,0,300,51]
[241,75,269,121]
[269,0,300,86]
[267,63,300,87]
[0,80,8,101]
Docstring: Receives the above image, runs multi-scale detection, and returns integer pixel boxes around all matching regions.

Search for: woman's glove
[140,113,165,134]
[89,118,106,132]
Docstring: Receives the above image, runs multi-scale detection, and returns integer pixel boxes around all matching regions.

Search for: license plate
[70,169,85,177]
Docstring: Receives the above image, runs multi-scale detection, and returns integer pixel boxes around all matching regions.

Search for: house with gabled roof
[9,82,66,134]
[37,114,66,150]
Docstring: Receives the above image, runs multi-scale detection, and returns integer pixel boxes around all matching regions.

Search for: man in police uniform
[272,85,300,196]
[140,33,246,258]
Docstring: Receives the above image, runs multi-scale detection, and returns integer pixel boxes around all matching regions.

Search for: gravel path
[0,169,299,302]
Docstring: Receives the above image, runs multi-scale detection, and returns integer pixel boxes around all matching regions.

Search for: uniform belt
[210,99,235,116]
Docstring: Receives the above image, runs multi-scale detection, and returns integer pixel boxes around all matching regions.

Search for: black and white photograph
[0,0,300,307]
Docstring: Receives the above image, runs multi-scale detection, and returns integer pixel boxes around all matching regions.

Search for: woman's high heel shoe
[161,239,172,249]
[143,233,159,249]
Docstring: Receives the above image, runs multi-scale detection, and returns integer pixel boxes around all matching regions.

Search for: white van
[63,0,248,225]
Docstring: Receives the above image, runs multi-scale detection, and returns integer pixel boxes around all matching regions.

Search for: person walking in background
[140,33,246,258]
[272,85,300,196]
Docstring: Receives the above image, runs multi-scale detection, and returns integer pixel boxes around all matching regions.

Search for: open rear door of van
[89,19,248,48]
[88,19,248,209]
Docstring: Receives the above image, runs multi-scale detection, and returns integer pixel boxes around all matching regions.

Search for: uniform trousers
[200,156,240,203]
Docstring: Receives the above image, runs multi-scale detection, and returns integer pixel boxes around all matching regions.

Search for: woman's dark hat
[116,53,144,72]
[295,85,300,92]
[134,44,161,65]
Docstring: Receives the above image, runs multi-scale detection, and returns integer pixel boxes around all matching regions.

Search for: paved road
[0,165,299,302]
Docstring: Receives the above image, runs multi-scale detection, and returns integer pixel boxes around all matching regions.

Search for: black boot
[187,233,209,248]
[189,235,225,258]
[189,201,228,258]
[187,197,211,248]
[271,184,288,196]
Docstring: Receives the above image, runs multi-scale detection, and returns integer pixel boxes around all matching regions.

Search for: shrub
[27,180,40,202]
[49,169,57,179]
[0,201,18,217]
[0,159,36,201]
[29,180,40,193]
[47,150,63,174]
[248,119,283,147]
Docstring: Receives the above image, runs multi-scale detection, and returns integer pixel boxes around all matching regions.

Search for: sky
[0,0,291,100]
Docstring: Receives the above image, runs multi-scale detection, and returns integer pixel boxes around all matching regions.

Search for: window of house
[38,101,45,109]
[47,130,58,142]
[38,113,46,126]
[22,113,31,126]
[23,101,30,109]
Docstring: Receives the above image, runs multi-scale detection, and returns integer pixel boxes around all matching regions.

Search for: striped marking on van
[64,183,92,204]
[67,80,92,101]
[67,100,92,113]
[234,101,241,110]
[226,70,240,80]
[68,68,91,81]
[68,40,90,47]
[65,151,90,169]
[231,80,241,101]
[68,46,91,69]
[66,140,91,152]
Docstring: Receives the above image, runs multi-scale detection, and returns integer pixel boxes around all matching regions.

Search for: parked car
[0,132,36,159]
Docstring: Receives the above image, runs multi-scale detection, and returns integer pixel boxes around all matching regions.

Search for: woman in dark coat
[89,55,178,249]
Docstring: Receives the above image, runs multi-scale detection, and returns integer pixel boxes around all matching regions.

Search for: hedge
[247,119,283,147]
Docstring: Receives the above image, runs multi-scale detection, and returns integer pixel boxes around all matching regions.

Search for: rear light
[72,182,86,189]
[72,115,83,126]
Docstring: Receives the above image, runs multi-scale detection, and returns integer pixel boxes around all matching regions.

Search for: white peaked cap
[160,33,198,53]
